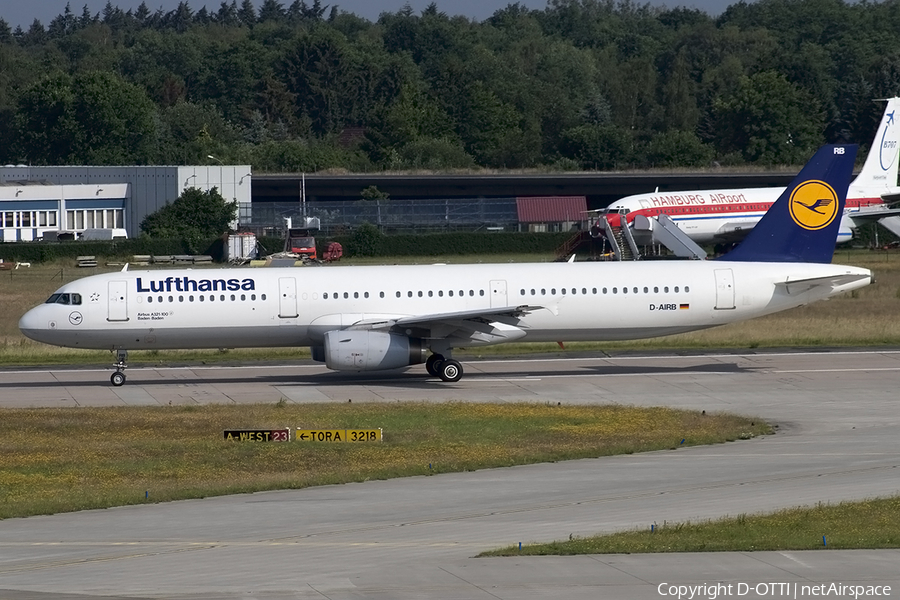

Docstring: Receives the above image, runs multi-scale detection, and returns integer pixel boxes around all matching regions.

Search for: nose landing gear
[110,349,128,386]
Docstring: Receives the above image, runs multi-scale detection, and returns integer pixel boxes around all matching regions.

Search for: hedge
[0,238,222,263]
[0,232,575,264]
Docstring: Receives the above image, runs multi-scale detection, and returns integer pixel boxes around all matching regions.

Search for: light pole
[207,154,224,165]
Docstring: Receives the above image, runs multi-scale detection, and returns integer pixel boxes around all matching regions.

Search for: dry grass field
[2,250,899,364]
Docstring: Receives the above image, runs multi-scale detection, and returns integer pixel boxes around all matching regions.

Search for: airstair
[647,214,707,260]
[597,216,640,260]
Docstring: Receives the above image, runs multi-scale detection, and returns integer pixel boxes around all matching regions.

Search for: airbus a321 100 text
[20,145,872,385]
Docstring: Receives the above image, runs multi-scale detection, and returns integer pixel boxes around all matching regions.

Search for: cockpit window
[44,293,82,305]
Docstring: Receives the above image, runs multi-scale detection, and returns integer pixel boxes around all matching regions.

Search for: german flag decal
[679,303,690,310]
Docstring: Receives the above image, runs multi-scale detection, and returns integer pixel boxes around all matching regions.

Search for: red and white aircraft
[602,98,900,246]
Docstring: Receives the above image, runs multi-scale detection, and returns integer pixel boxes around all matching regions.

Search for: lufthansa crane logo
[788,180,839,230]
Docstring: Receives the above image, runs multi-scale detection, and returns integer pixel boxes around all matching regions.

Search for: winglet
[720,144,858,263]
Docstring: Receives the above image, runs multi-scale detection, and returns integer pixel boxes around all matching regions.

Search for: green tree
[238,0,257,26]
[560,124,632,170]
[350,221,383,256]
[645,130,714,168]
[156,100,239,164]
[713,70,824,164]
[13,71,156,165]
[394,137,475,170]
[259,0,286,22]
[455,81,531,167]
[0,18,14,43]
[140,187,238,252]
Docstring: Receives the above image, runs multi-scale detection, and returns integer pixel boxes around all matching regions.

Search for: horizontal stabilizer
[777,273,872,295]
[847,206,900,224]
[876,216,900,237]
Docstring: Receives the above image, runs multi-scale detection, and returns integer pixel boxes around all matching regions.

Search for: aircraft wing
[347,305,545,344]
[778,273,873,295]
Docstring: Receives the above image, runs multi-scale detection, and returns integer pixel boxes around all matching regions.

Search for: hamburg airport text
[136,277,256,293]
[657,582,891,599]
[649,193,748,207]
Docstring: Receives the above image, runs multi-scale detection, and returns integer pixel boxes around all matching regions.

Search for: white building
[0,166,252,242]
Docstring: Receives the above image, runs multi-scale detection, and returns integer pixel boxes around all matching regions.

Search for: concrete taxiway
[0,350,898,599]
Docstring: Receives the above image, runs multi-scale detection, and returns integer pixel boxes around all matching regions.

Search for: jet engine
[318,330,426,371]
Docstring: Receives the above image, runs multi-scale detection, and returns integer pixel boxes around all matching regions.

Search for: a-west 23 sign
[224,429,290,442]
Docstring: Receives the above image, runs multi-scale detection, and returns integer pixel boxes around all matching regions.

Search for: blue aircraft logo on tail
[789,181,838,230]
[720,144,857,264]
[880,111,898,171]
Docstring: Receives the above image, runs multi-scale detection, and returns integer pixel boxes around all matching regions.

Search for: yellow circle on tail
[788,180,839,230]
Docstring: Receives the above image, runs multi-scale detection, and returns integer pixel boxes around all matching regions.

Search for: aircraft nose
[18,306,54,343]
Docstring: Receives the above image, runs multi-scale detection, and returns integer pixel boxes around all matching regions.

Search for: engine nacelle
[322,330,426,371]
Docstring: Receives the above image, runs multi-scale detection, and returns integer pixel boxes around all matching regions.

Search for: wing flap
[346,305,544,344]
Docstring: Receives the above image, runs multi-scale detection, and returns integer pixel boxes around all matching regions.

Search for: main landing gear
[425,353,463,383]
[110,349,128,386]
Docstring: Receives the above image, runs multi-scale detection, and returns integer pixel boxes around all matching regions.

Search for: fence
[249,198,521,236]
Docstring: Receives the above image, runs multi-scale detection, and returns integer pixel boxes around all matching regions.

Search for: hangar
[0,165,252,241]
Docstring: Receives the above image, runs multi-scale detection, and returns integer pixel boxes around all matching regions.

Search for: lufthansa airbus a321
[20,145,873,385]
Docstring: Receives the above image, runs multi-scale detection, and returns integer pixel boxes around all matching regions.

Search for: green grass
[0,402,768,519]
[481,497,900,555]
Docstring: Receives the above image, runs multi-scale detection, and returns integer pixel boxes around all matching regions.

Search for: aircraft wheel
[425,354,444,377]
[110,372,126,387]
[438,359,463,383]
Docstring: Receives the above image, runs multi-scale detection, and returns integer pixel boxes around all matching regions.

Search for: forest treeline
[1,0,900,172]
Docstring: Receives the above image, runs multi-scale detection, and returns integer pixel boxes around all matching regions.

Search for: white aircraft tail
[848,97,900,202]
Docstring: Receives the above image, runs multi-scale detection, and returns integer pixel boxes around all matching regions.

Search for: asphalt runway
[1,350,899,599]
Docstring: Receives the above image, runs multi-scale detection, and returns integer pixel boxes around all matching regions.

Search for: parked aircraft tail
[720,144,857,264]
[848,98,900,201]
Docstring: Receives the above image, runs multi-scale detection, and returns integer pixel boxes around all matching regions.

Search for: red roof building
[516,196,587,231]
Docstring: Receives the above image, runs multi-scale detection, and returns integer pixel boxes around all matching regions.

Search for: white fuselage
[19,261,872,352]
[605,187,889,245]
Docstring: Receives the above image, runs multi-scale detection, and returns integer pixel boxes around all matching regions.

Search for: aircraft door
[278,277,299,318]
[108,281,129,322]
[490,280,508,308]
[714,269,735,310]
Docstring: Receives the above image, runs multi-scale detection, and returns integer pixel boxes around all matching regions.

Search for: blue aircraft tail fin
[720,144,857,263]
